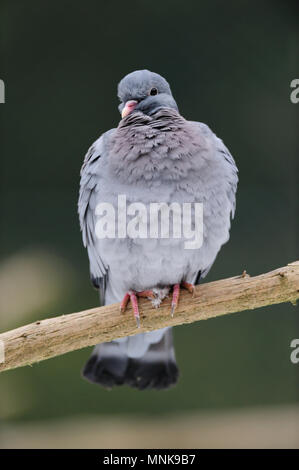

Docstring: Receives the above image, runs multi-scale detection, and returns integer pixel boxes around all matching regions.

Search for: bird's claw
[170,304,176,318]
[170,282,195,317]
[120,289,155,328]
[181,281,196,298]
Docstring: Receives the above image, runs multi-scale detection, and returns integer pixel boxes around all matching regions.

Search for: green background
[0,0,298,423]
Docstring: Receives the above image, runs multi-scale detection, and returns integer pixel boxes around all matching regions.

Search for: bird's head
[117,70,178,119]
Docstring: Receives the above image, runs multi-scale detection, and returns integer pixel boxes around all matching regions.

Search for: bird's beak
[121,100,138,119]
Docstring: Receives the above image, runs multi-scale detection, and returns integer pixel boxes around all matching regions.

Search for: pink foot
[171,284,180,317]
[120,290,155,328]
[171,282,195,317]
[181,281,195,297]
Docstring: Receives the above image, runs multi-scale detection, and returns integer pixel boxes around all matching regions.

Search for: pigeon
[78,70,238,390]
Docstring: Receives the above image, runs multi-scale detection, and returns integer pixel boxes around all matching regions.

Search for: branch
[0,261,298,373]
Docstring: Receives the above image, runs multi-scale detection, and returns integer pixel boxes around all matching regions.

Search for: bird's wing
[197,121,238,216]
[192,122,238,282]
[78,131,114,304]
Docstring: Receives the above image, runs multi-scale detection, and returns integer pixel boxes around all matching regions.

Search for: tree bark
[0,261,298,373]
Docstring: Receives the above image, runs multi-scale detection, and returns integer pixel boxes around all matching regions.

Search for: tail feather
[82,341,128,388]
[82,329,179,390]
[125,358,178,390]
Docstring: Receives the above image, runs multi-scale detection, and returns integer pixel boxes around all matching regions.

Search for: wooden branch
[0,261,298,373]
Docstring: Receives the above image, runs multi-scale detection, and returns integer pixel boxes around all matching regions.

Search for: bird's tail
[82,328,179,390]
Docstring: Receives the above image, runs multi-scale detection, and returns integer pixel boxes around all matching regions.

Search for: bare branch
[0,261,298,373]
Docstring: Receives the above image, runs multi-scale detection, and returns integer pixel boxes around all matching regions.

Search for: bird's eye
[149,87,158,96]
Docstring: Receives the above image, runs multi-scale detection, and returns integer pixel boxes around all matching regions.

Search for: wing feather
[78,132,113,302]
[192,122,238,282]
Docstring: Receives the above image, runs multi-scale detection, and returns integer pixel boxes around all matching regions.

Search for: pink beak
[121,100,138,118]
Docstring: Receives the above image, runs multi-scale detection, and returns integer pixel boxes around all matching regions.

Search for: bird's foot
[120,282,195,325]
[171,282,195,317]
[181,281,196,297]
[120,289,155,328]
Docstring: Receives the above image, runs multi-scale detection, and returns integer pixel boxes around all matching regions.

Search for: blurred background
[0,0,298,448]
